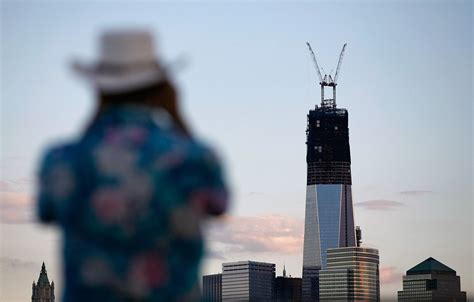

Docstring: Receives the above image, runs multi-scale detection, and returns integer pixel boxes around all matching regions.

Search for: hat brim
[72,60,168,94]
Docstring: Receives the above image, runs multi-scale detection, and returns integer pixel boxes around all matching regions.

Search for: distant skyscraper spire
[283,264,287,277]
[32,262,55,302]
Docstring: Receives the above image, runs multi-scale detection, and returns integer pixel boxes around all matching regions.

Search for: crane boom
[334,43,347,84]
[306,42,323,84]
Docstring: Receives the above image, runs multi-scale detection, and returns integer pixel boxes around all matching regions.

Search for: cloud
[355,199,404,211]
[204,250,227,261]
[399,190,432,196]
[247,192,265,196]
[0,191,34,223]
[0,178,35,223]
[245,191,275,200]
[0,257,39,271]
[205,214,304,255]
[0,178,33,193]
[380,266,403,284]
[0,181,11,192]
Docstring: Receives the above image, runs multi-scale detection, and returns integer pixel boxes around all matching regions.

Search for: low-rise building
[203,273,222,302]
[319,247,380,301]
[397,257,466,301]
[222,261,275,301]
[275,265,302,302]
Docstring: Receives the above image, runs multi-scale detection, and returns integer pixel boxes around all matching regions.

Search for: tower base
[302,266,320,302]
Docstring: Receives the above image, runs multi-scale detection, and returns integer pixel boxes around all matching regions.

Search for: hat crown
[74,29,169,94]
[100,30,156,65]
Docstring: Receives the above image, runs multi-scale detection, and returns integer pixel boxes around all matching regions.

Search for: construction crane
[306,42,323,85]
[306,42,347,108]
[334,43,347,85]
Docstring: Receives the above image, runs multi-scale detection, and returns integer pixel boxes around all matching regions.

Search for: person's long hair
[92,80,191,136]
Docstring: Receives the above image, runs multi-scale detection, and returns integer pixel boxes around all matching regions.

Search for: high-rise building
[303,43,356,301]
[397,257,466,301]
[275,265,302,302]
[319,247,380,301]
[32,262,55,302]
[203,273,222,302]
[222,261,275,301]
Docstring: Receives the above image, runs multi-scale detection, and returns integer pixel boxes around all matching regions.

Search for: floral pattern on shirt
[37,106,228,301]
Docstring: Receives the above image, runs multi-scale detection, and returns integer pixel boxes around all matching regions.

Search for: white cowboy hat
[73,29,168,94]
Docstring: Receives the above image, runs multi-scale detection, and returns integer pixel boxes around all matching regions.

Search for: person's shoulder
[45,140,78,154]
[154,125,211,156]
[183,138,223,169]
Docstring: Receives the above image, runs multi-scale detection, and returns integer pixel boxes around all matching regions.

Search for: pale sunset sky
[1,1,472,301]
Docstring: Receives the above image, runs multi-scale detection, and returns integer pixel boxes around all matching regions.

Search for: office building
[203,273,222,302]
[303,43,356,301]
[222,261,275,301]
[275,266,302,302]
[397,257,466,301]
[319,247,380,301]
[32,262,55,302]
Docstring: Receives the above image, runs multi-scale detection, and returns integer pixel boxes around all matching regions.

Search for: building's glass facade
[203,273,222,302]
[319,247,380,301]
[317,184,343,269]
[303,106,356,301]
[303,185,321,269]
[222,261,275,301]
[397,257,466,301]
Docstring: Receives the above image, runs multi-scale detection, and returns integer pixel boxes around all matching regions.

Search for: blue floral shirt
[36,105,229,301]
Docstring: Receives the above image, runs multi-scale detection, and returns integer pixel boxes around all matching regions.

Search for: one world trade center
[302,42,356,301]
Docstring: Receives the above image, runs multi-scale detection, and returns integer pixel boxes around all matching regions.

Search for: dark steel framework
[306,108,351,185]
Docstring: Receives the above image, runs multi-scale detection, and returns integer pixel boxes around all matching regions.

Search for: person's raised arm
[170,145,230,217]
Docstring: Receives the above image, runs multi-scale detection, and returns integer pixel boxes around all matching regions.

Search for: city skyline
[1,1,472,301]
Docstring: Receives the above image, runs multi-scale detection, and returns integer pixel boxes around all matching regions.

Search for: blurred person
[36,29,229,301]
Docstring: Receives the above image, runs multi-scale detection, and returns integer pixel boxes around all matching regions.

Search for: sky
[0,1,472,301]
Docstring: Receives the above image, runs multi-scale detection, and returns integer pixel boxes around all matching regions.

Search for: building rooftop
[326,246,379,254]
[309,106,348,116]
[222,260,275,266]
[407,257,456,276]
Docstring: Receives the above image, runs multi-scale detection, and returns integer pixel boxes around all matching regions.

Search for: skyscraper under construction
[302,43,356,301]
